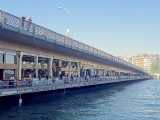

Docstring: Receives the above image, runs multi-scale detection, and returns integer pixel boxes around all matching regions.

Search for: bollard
[17,81,22,107]
[18,92,22,107]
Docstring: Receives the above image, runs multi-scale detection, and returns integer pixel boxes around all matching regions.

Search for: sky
[0,0,160,57]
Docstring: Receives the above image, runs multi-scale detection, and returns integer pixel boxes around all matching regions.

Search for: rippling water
[0,79,159,120]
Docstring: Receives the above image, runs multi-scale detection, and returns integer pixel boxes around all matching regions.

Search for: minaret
[66,28,70,37]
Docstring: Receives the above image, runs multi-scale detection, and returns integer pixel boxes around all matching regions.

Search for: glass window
[5,70,14,80]
[0,53,4,63]
[23,70,34,78]
[6,52,16,64]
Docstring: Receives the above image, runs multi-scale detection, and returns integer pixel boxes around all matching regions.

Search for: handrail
[0,76,150,90]
[0,10,149,74]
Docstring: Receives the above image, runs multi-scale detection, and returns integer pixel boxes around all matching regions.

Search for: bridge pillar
[111,70,115,76]
[84,69,86,76]
[58,59,62,76]
[68,61,71,78]
[18,53,23,80]
[104,70,106,76]
[120,72,124,76]
[77,62,80,77]
[90,68,94,76]
[34,56,38,78]
[116,72,120,76]
[49,57,53,77]
[94,69,97,75]
[115,72,117,76]
[107,71,110,76]
[119,72,121,76]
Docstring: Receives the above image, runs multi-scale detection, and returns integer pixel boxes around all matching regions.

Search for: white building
[132,54,159,72]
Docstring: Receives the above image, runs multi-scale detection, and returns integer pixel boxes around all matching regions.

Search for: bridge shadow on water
[0,80,149,120]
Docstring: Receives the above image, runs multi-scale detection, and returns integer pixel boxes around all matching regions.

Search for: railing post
[78,41,80,50]
[64,36,66,45]
[33,23,36,37]
[18,17,22,34]
[55,32,57,44]
[44,27,47,41]
[71,39,73,49]
[0,10,2,27]
[1,10,4,28]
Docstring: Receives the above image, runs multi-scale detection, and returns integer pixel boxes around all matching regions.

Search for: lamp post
[59,7,70,37]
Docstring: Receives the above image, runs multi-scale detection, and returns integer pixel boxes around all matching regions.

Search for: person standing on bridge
[22,16,26,28]
[27,17,32,31]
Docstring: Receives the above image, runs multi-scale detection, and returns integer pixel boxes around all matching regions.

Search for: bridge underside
[0,28,147,75]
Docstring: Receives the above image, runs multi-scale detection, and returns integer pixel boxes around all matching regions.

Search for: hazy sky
[0,0,160,57]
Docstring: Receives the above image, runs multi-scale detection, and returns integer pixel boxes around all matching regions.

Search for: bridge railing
[0,76,149,90]
[0,10,148,74]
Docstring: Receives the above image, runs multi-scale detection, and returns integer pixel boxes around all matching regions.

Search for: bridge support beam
[94,69,97,76]
[58,60,62,76]
[68,61,71,78]
[34,56,38,78]
[111,70,115,76]
[77,61,80,77]
[104,70,106,76]
[49,57,53,77]
[18,53,23,80]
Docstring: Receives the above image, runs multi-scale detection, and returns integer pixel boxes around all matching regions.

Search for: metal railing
[0,10,148,74]
[0,76,149,90]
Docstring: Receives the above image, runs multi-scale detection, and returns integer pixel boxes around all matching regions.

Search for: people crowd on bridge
[21,16,32,30]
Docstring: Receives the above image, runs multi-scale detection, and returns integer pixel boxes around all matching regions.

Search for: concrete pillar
[58,59,62,75]
[94,69,96,76]
[77,62,80,77]
[103,70,106,76]
[106,71,108,75]
[107,71,110,76]
[15,53,19,80]
[120,72,123,76]
[110,71,112,76]
[111,70,115,76]
[84,69,86,76]
[117,72,120,76]
[34,56,38,78]
[18,54,23,79]
[98,70,101,76]
[68,61,71,78]
[115,72,118,76]
[49,57,53,77]
[91,69,94,76]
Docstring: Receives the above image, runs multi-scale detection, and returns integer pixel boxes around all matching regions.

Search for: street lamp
[59,7,70,37]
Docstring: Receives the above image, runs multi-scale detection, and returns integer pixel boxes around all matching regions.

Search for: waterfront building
[131,54,159,72]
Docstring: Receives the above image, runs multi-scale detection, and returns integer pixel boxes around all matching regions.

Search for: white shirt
[29,74,32,78]
[10,76,14,80]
